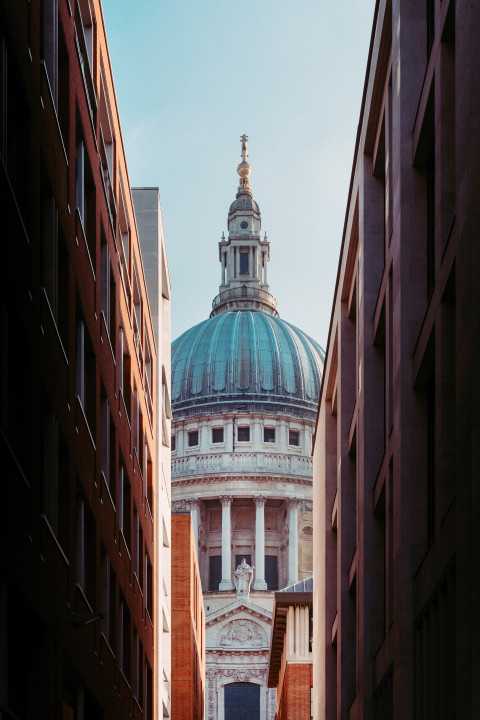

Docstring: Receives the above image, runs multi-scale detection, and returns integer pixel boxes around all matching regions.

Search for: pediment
[206,600,272,651]
[205,599,272,628]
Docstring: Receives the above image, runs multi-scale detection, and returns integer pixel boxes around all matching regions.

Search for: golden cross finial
[240,134,248,161]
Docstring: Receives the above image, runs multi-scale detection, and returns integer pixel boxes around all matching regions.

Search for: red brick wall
[171,514,205,720]
[277,663,312,720]
[0,0,157,717]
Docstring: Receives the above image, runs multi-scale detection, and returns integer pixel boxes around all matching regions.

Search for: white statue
[233,558,254,596]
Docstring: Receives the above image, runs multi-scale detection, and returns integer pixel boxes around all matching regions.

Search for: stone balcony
[171,451,313,479]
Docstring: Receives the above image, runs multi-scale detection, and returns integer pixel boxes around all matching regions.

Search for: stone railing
[171,452,313,478]
[210,286,279,317]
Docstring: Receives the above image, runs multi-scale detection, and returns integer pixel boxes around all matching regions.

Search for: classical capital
[286,497,302,510]
[172,499,189,512]
[253,495,267,508]
[186,497,201,510]
[219,495,233,508]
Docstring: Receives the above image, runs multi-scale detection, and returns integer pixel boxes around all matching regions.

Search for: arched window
[224,682,260,720]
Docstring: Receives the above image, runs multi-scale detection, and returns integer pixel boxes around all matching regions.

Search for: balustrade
[171,451,312,478]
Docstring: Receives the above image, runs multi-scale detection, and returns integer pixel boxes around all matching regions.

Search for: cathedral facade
[171,138,323,720]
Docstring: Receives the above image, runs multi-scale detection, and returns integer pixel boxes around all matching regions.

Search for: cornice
[172,474,313,488]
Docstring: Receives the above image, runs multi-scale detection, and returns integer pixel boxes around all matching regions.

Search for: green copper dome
[171,311,324,416]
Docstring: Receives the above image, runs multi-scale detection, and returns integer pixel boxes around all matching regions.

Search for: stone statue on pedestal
[233,558,254,597]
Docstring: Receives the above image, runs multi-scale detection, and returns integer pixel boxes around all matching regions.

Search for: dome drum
[211,287,279,318]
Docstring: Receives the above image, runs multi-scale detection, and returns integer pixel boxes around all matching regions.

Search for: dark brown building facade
[0,1,159,718]
[313,0,480,718]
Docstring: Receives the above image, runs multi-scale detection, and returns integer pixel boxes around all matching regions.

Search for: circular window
[302,526,313,536]
[240,221,248,229]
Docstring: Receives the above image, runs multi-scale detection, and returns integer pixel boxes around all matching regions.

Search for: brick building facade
[171,513,206,720]
[268,580,313,720]
[313,0,480,718]
[0,1,170,718]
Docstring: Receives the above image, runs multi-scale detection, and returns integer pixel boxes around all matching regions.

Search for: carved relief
[222,668,265,682]
[172,499,189,512]
[219,619,267,647]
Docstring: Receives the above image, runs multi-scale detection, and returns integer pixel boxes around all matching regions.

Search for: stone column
[287,498,300,586]
[219,496,233,590]
[253,496,267,590]
[186,498,200,548]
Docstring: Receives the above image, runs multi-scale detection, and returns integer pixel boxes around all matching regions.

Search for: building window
[133,264,143,355]
[101,545,116,650]
[100,386,111,486]
[145,444,153,516]
[119,464,131,552]
[76,495,96,605]
[171,434,176,451]
[42,402,69,549]
[119,596,131,680]
[119,329,131,422]
[41,170,69,347]
[427,0,435,57]
[264,427,275,444]
[119,184,131,289]
[212,427,224,443]
[289,429,300,446]
[75,123,96,268]
[224,683,260,720]
[145,660,153,720]
[100,229,115,340]
[41,0,58,105]
[209,555,222,591]
[146,552,153,621]
[99,70,115,220]
[188,430,199,447]
[237,426,250,442]
[239,250,249,275]
[133,505,143,589]
[133,630,143,705]
[76,314,96,436]
[265,556,278,590]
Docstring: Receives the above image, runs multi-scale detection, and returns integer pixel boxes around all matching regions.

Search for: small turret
[211,136,278,318]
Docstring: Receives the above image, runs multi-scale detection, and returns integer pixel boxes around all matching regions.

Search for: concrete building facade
[133,188,172,718]
[313,0,479,718]
[171,512,206,720]
[171,138,324,720]
[0,2,170,718]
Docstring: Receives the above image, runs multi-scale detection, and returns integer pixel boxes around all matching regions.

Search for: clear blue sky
[101,0,376,347]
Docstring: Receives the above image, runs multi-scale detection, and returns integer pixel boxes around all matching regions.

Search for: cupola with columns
[211,135,278,318]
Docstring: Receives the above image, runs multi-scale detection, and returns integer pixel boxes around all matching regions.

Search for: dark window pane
[171,435,176,451]
[289,430,299,446]
[239,252,249,275]
[264,427,275,443]
[237,426,250,442]
[224,682,260,720]
[188,431,198,447]
[209,555,222,591]
[265,556,278,590]
[212,428,224,443]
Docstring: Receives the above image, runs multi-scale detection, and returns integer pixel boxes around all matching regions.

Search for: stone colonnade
[187,495,303,590]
